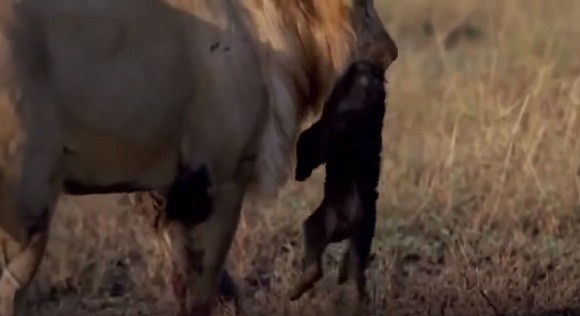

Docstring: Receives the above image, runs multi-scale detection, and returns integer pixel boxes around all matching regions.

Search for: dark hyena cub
[289,60,387,301]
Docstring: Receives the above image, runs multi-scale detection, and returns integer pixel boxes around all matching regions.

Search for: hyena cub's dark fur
[290,60,386,301]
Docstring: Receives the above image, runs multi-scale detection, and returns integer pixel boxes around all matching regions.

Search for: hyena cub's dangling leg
[289,202,329,301]
[337,195,377,302]
[289,192,362,301]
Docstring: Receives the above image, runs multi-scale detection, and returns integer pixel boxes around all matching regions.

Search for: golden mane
[241,0,360,195]
[161,0,355,118]
[245,0,357,120]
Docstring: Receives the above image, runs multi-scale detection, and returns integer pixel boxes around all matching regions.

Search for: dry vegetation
[13,0,580,315]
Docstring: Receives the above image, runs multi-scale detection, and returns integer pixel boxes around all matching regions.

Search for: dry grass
[14,0,580,315]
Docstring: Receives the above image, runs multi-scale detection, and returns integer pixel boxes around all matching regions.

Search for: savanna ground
[14,0,580,315]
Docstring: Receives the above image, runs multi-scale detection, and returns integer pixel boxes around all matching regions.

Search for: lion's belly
[31,7,191,192]
[61,122,180,194]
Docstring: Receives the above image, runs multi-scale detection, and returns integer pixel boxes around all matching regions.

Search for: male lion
[0,0,397,315]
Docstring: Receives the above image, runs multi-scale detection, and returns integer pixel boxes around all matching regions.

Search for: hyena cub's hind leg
[289,201,334,301]
[337,199,377,301]
[290,195,365,302]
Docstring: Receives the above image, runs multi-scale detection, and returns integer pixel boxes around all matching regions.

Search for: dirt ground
[8,0,580,315]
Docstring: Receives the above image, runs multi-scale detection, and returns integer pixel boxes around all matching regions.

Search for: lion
[0,0,397,315]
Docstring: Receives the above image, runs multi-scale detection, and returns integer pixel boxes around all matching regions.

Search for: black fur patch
[210,41,220,52]
[218,269,240,304]
[26,207,50,236]
[186,248,205,274]
[165,164,213,226]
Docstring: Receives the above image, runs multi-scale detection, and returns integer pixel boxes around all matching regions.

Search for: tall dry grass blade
[487,94,531,227]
